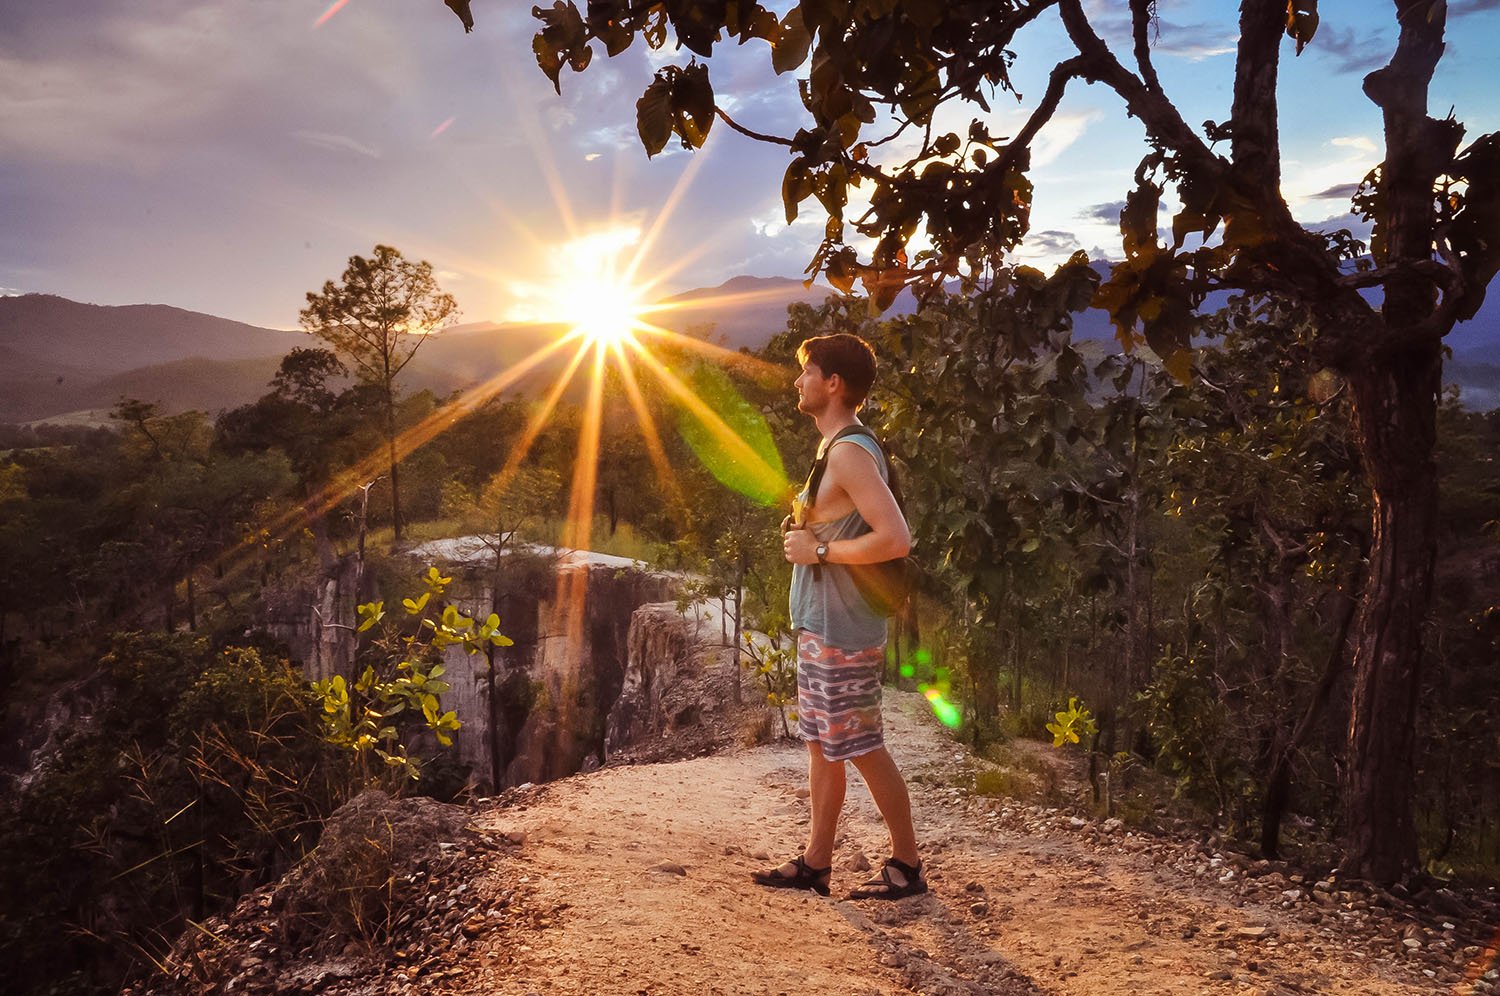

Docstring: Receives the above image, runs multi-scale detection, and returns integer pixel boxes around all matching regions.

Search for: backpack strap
[801,426,897,584]
[803,425,882,515]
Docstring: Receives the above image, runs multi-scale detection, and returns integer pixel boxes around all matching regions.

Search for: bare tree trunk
[385,394,403,543]
[1341,349,1440,882]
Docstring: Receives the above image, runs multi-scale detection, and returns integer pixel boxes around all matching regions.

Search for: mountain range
[2,268,1497,424]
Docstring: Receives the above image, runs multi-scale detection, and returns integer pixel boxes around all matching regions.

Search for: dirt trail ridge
[405,691,1480,996]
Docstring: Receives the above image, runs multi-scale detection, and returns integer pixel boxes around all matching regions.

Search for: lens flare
[920,684,963,729]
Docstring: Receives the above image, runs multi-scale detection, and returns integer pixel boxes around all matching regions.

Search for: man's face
[795,360,835,415]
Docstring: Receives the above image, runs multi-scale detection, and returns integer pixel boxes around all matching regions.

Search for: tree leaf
[636,75,674,157]
[771,8,812,75]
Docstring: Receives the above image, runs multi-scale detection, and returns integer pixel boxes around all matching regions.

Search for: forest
[0,263,1497,994]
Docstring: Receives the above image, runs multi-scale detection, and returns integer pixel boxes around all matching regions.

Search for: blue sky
[1,0,1497,330]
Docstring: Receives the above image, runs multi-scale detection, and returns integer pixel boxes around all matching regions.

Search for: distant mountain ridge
[3,270,1497,423]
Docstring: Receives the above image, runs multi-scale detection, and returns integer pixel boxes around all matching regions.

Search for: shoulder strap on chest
[804,425,882,510]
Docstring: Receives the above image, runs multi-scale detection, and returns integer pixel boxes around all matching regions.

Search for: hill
[5,270,1499,423]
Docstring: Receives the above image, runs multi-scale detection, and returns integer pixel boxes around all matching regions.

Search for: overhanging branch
[714,107,793,147]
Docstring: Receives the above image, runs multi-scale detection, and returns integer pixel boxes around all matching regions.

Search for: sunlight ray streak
[550,343,609,713]
[627,319,787,379]
[496,56,580,241]
[488,335,594,495]
[624,338,790,496]
[620,138,716,290]
[214,332,582,575]
[609,341,685,511]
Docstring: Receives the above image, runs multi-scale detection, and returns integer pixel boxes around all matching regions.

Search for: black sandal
[751,854,831,896]
[847,857,927,900]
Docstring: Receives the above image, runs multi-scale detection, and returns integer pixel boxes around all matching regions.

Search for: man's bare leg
[802,740,847,867]
[850,746,919,882]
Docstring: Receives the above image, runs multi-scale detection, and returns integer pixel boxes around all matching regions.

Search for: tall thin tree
[300,245,458,541]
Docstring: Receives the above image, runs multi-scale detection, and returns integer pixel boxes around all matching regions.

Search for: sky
[2,0,1498,330]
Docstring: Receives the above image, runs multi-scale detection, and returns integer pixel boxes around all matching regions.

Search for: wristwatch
[815,542,830,565]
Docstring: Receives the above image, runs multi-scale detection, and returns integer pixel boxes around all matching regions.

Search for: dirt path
[432,692,1457,996]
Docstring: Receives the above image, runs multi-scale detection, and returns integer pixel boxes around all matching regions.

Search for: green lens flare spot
[919,684,962,728]
[675,364,787,506]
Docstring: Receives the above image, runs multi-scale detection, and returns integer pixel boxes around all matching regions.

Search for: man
[751,332,925,901]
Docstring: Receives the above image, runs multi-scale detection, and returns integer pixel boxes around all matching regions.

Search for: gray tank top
[789,432,889,650]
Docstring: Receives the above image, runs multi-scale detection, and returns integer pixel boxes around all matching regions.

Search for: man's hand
[783,527,821,565]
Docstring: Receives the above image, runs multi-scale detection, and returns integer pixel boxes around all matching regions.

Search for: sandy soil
[428,692,1455,996]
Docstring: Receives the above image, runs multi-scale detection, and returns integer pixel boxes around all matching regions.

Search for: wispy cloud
[1310,25,1390,74]
[1310,182,1361,201]
[1081,201,1129,225]
[1018,230,1083,257]
[293,131,381,159]
[1451,0,1500,16]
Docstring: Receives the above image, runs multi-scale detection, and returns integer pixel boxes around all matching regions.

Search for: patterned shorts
[796,630,886,762]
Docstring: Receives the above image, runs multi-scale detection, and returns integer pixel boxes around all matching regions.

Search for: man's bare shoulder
[825,436,882,478]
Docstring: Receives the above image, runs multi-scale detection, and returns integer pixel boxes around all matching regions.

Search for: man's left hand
[783,527,820,565]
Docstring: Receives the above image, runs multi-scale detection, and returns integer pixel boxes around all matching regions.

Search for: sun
[562,274,646,348]
[532,227,650,349]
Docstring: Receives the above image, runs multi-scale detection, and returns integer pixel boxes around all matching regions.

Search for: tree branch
[992,55,1093,175]
[1129,0,1162,94]
[1057,0,1220,178]
[713,107,793,147]
[1231,0,1286,194]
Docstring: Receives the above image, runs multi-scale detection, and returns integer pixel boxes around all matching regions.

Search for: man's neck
[814,408,861,441]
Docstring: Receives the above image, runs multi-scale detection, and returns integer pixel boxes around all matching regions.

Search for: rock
[1068,816,1087,829]
[1236,926,1273,940]
[970,902,989,917]
[964,881,985,893]
[1102,818,1124,834]
[1402,937,1423,950]
[650,861,688,876]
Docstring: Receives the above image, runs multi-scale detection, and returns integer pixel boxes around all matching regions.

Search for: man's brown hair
[797,333,877,405]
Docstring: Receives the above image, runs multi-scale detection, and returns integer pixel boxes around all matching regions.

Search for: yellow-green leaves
[312,567,500,783]
[1046,697,1099,748]
[356,600,384,633]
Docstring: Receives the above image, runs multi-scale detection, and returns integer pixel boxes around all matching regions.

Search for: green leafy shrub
[310,566,510,784]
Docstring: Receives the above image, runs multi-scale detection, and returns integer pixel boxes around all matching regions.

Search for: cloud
[292,131,381,159]
[1307,211,1375,244]
[1332,135,1378,154]
[1031,110,1102,168]
[1310,25,1390,74]
[1451,0,1500,16]
[1078,4,1237,62]
[1081,201,1128,224]
[1310,182,1361,201]
[1020,230,1083,256]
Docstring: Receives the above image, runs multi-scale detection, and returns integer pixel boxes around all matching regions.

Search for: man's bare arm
[783,441,910,565]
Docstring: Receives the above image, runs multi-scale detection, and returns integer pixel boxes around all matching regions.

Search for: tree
[433,0,1500,884]
[300,245,458,542]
